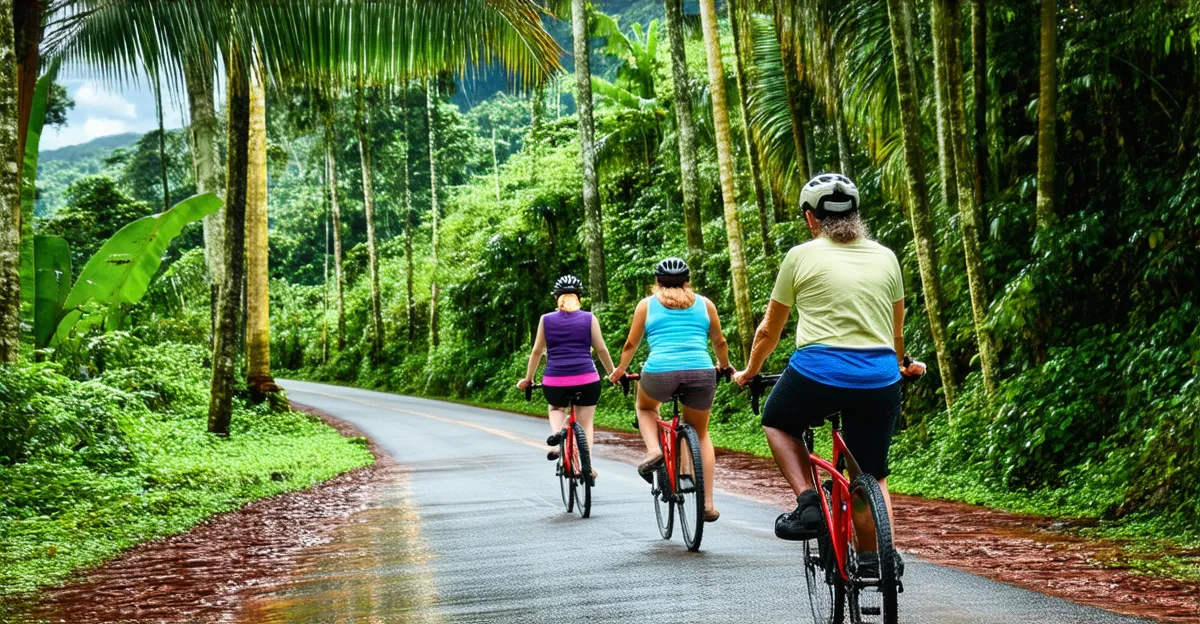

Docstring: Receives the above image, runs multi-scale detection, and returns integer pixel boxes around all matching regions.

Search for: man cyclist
[733,174,924,570]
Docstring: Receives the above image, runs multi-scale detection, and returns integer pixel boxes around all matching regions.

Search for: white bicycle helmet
[799,173,859,217]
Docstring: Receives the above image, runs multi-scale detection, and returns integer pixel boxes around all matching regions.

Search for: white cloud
[73,83,137,118]
[83,117,130,139]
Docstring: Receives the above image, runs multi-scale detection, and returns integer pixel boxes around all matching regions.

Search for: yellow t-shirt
[770,237,904,349]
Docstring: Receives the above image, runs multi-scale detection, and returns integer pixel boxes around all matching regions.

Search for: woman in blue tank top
[518,276,616,474]
[609,258,733,521]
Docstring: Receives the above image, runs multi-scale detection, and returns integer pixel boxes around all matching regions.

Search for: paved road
[272,379,1147,624]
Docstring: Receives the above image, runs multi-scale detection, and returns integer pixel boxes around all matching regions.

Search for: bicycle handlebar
[523,382,543,402]
[746,357,926,416]
[618,366,732,397]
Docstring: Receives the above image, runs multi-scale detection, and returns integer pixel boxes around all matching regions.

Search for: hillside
[36,132,140,217]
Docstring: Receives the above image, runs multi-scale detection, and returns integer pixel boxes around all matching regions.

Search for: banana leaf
[19,66,57,339]
[52,193,222,345]
[33,236,71,349]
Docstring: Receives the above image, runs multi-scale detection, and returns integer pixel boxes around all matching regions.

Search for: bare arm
[735,299,792,385]
[704,297,731,370]
[518,317,547,388]
[590,315,616,376]
[609,299,649,382]
[893,298,926,376]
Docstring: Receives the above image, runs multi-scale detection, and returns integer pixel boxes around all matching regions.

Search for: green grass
[0,403,373,596]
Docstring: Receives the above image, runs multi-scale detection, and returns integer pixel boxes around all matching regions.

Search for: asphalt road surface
[273,379,1148,624]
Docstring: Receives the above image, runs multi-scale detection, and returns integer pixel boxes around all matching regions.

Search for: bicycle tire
[804,481,846,624]
[675,424,705,552]
[653,464,674,539]
[558,434,572,513]
[846,474,898,624]
[570,421,592,518]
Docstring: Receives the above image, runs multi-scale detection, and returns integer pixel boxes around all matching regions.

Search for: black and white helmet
[654,257,690,283]
[799,173,859,217]
[552,275,583,297]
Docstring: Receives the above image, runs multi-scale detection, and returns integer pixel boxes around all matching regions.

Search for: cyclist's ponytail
[557,293,582,312]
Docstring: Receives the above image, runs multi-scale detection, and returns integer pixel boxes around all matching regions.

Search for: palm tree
[972,0,988,206]
[357,82,384,361]
[1036,0,1057,231]
[0,0,18,364]
[325,108,347,351]
[245,58,275,392]
[773,3,812,186]
[884,0,959,408]
[930,0,959,216]
[662,0,704,260]
[728,0,774,256]
[942,0,998,396]
[398,85,417,344]
[183,59,224,339]
[427,79,441,349]
[698,0,754,357]
[568,0,608,303]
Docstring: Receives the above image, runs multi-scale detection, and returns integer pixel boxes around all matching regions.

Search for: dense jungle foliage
[2,0,1198,592]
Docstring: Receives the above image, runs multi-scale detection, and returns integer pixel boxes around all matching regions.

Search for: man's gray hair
[821,211,871,243]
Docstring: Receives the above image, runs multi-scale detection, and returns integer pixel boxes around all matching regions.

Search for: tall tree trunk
[245,60,274,392]
[400,88,416,344]
[774,5,812,191]
[1035,0,1057,231]
[184,60,224,343]
[154,69,170,212]
[930,0,959,214]
[13,0,40,185]
[571,0,608,303]
[698,0,754,358]
[728,0,774,256]
[357,84,384,361]
[492,127,501,201]
[663,0,705,260]
[820,0,854,178]
[971,0,988,209]
[208,54,250,435]
[0,0,20,364]
[322,211,329,363]
[530,84,545,141]
[885,0,959,409]
[944,0,999,396]
[426,81,440,349]
[325,116,346,351]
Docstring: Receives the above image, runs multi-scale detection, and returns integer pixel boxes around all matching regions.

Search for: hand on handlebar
[516,377,533,390]
[733,369,756,388]
[900,358,926,379]
[607,367,626,385]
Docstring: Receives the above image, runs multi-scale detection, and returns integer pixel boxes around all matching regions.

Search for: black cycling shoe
[637,454,664,484]
[546,431,563,447]
[775,489,824,540]
[546,448,561,461]
[853,551,905,579]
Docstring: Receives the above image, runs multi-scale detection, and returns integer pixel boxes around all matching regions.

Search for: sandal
[637,453,664,484]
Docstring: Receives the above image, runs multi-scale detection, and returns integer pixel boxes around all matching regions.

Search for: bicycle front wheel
[557,433,572,513]
[846,474,899,624]
[569,421,592,518]
[653,464,674,539]
[675,424,705,552]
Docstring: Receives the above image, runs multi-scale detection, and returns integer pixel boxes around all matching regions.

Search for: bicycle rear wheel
[653,464,674,539]
[846,474,898,624]
[569,421,592,518]
[804,481,846,623]
[675,424,705,552]
[557,433,573,513]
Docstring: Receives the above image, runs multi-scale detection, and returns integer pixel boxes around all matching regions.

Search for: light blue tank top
[643,296,714,373]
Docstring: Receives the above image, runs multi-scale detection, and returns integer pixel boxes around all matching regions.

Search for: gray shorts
[639,368,717,410]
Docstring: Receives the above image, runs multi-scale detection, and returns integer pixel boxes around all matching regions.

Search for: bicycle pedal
[860,607,881,616]
[897,579,904,594]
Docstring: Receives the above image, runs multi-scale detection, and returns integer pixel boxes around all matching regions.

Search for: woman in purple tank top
[518,276,616,474]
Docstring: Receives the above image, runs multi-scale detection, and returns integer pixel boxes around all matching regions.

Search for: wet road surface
[277,379,1151,624]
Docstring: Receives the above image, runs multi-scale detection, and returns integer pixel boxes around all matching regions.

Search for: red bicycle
[525,382,592,518]
[620,368,728,552]
[747,364,922,624]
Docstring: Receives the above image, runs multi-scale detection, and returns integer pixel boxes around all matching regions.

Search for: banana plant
[18,66,59,337]
[47,193,222,348]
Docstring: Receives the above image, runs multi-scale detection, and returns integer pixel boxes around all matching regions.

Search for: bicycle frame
[656,400,682,493]
[560,403,578,476]
[808,426,857,583]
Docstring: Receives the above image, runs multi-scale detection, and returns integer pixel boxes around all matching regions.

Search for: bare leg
[548,406,567,436]
[683,405,717,514]
[763,426,817,496]
[635,388,663,461]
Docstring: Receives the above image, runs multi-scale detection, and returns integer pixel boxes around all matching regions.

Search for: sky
[40,77,187,151]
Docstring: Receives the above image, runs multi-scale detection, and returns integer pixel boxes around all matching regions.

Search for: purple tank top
[543,310,596,378]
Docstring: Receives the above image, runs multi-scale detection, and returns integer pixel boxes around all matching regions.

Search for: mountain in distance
[39,132,141,164]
